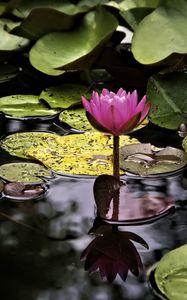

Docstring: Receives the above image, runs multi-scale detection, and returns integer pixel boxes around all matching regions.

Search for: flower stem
[113,135,120,180]
[112,135,120,220]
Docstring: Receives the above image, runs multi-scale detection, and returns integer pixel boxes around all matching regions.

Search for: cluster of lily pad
[0,1,187,297]
[0,0,187,130]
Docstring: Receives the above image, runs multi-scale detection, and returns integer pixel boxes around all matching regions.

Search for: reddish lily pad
[3,182,46,201]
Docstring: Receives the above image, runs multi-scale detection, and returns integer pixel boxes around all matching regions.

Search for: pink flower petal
[138,102,151,123]
[82,96,91,113]
[117,88,127,97]
[118,113,140,134]
[136,95,146,113]
[92,91,100,106]
[130,90,138,110]
[102,88,110,96]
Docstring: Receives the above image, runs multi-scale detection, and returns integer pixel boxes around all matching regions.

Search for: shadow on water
[0,118,187,300]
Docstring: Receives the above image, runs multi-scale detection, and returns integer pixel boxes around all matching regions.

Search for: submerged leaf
[1,132,139,176]
[155,245,187,300]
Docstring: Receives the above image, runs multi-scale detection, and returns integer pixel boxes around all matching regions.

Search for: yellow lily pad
[1,131,139,176]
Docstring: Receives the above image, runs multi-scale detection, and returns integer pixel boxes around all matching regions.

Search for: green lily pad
[0,18,21,31]
[12,0,88,18]
[119,0,158,30]
[155,244,187,300]
[59,107,93,131]
[147,73,187,129]
[0,3,6,16]
[40,83,89,109]
[182,137,187,153]
[0,94,59,118]
[120,7,154,30]
[0,24,29,58]
[0,162,52,183]
[1,131,139,176]
[29,8,118,75]
[131,0,187,64]
[1,132,61,158]
[78,0,108,8]
[119,143,187,176]
[11,7,86,40]
[119,0,158,11]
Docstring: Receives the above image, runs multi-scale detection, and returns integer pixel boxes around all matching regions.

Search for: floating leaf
[147,73,187,129]
[12,0,88,18]
[11,6,87,40]
[0,178,4,193]
[0,18,21,31]
[155,244,187,300]
[59,108,93,131]
[78,0,108,8]
[0,3,6,16]
[0,162,52,183]
[120,143,187,176]
[1,132,61,158]
[40,83,88,109]
[120,7,154,30]
[131,0,187,64]
[119,0,159,11]
[0,24,29,58]
[182,137,187,153]
[119,0,158,30]
[0,94,59,118]
[1,131,139,176]
[29,8,118,75]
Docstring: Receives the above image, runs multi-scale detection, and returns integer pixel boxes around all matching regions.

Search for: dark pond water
[0,118,187,300]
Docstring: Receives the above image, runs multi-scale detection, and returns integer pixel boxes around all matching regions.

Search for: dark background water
[0,118,186,300]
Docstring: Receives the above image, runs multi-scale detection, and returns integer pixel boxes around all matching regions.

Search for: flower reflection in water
[94,175,175,224]
[81,224,148,283]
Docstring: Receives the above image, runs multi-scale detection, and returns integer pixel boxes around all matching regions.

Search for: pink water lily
[82,88,150,136]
